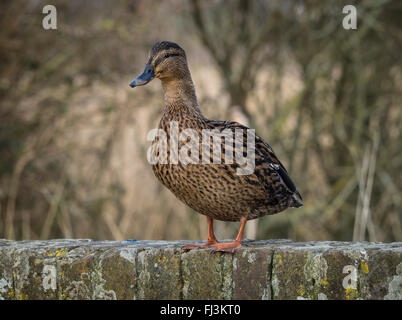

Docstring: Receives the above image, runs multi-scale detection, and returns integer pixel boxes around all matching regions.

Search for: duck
[129,41,303,253]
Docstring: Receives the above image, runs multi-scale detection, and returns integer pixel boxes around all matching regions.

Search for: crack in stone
[268,247,275,300]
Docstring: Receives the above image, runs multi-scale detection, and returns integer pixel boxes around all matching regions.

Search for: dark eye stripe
[154,53,180,68]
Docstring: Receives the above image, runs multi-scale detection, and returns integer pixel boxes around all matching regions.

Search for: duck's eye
[147,69,152,74]
[164,54,171,59]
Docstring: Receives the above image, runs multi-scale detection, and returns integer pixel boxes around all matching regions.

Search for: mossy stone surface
[232,247,272,299]
[181,249,229,299]
[0,239,400,300]
[136,247,181,299]
[97,247,137,300]
[0,244,15,300]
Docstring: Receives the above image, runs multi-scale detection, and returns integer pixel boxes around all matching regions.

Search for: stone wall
[0,239,401,300]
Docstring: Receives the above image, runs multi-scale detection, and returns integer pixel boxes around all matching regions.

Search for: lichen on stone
[384,262,402,300]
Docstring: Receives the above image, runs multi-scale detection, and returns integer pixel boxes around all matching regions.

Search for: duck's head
[129,41,188,88]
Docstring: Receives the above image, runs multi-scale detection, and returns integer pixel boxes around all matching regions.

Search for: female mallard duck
[129,41,302,253]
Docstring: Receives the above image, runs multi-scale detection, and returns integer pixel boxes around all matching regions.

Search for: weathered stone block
[181,249,233,300]
[0,239,400,300]
[136,247,181,299]
[12,247,58,300]
[363,244,402,300]
[97,247,137,300]
[0,242,15,300]
[57,246,107,300]
[232,247,272,299]
[272,242,402,300]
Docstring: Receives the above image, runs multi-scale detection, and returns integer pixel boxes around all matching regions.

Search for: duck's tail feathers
[290,190,303,208]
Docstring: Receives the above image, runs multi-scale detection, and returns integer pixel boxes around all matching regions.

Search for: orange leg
[208,216,247,253]
[182,216,218,251]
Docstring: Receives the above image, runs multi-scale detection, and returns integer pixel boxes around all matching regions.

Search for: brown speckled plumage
[130,41,302,252]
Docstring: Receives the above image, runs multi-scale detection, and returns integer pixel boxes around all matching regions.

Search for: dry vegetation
[0,0,401,242]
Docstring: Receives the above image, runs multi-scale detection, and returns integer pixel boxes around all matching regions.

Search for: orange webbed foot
[181,240,219,251]
[208,241,241,253]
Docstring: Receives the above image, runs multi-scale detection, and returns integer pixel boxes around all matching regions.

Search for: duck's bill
[129,64,155,88]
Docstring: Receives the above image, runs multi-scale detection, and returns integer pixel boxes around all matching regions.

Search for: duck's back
[151,111,302,222]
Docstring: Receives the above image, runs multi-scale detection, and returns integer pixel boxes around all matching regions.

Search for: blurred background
[0,0,401,243]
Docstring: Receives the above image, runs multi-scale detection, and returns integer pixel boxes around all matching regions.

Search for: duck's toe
[208,241,241,253]
[182,240,219,251]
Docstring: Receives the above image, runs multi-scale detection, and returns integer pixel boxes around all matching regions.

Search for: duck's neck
[161,75,201,115]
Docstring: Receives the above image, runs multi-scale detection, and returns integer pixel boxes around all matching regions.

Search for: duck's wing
[207,119,302,205]
[255,136,301,195]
